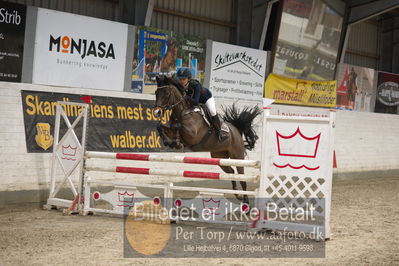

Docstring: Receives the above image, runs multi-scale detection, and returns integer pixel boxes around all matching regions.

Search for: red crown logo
[202,198,221,215]
[276,127,321,158]
[118,191,134,203]
[62,144,77,156]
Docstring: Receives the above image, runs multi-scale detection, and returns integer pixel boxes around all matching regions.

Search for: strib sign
[0,1,26,82]
[204,41,267,102]
[32,8,128,91]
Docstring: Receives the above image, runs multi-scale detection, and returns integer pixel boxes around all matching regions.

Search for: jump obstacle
[47,101,335,240]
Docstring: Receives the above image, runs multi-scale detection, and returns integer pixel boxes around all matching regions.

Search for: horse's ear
[156,74,167,85]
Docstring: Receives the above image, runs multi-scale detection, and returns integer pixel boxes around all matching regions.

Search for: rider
[176,68,228,142]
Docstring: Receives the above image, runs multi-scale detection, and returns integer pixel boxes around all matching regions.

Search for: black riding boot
[211,114,228,142]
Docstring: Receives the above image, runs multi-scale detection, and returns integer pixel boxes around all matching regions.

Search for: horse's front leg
[157,123,174,147]
[172,122,184,149]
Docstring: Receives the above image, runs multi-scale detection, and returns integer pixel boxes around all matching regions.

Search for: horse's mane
[160,75,185,95]
[156,74,186,99]
[168,76,185,94]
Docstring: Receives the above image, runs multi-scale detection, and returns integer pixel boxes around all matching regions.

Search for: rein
[156,85,187,111]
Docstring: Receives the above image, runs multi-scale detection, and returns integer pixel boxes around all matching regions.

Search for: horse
[154,75,261,204]
[160,41,177,73]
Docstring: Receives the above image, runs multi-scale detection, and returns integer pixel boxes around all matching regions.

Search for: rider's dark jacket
[185,79,212,105]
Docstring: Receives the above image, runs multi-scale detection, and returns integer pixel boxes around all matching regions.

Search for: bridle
[154,84,187,115]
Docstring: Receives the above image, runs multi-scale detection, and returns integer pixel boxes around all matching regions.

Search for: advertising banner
[336,64,376,111]
[131,26,206,94]
[264,73,336,107]
[0,1,26,82]
[374,71,399,114]
[205,41,267,102]
[273,41,337,81]
[21,90,172,153]
[32,8,128,91]
[273,0,343,81]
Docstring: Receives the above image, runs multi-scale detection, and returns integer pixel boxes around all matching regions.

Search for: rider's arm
[187,80,201,105]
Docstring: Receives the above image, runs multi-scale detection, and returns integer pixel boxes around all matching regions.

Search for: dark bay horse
[154,75,261,203]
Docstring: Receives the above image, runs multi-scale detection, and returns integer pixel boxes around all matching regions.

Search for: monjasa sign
[49,35,115,59]
[32,8,127,91]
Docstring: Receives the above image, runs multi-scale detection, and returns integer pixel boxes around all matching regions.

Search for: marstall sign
[205,41,267,102]
[377,81,399,106]
[265,73,336,107]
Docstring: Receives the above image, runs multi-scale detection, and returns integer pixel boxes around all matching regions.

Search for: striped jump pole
[85,151,260,168]
[85,165,259,183]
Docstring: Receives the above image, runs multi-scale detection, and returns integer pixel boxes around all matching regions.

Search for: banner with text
[32,8,128,91]
[0,1,26,82]
[264,73,336,107]
[205,41,266,102]
[21,90,172,153]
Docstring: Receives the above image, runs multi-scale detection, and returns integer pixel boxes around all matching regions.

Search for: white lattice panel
[258,105,335,239]
[263,175,327,216]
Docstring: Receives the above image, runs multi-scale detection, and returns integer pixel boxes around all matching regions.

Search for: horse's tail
[222,104,262,151]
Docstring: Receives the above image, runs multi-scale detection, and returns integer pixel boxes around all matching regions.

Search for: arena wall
[1,82,398,205]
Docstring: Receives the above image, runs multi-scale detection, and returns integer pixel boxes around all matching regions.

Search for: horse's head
[154,74,186,117]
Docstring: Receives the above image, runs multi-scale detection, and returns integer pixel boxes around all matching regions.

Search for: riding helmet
[176,68,192,79]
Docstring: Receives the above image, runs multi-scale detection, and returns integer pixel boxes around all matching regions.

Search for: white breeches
[205,97,217,116]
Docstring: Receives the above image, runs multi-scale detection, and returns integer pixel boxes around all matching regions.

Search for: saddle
[184,104,229,134]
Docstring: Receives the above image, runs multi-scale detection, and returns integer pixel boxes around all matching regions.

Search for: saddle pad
[192,107,229,134]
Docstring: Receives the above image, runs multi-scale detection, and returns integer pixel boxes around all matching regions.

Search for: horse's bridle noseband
[154,85,186,112]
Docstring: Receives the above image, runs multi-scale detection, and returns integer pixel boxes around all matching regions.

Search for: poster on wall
[204,41,267,102]
[21,90,172,153]
[272,0,342,81]
[32,8,128,91]
[131,26,206,94]
[264,73,336,107]
[0,1,26,82]
[374,71,399,114]
[335,64,376,111]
